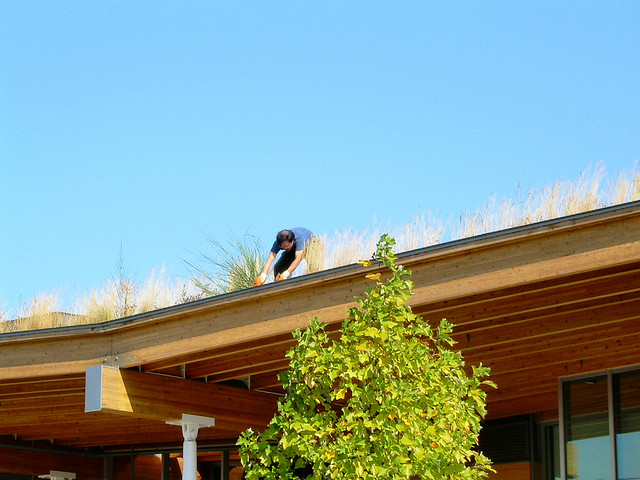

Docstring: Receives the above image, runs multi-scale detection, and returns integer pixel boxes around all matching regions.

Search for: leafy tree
[238,234,495,480]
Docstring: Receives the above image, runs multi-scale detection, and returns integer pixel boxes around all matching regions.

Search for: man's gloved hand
[276,270,291,282]
[253,272,267,286]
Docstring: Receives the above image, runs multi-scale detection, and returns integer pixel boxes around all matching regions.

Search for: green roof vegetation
[2,163,638,333]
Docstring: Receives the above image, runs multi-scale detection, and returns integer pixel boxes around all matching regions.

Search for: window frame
[558,364,640,480]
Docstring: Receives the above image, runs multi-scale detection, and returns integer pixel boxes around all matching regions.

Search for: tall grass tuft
[75,267,199,324]
[304,237,326,274]
[79,284,119,324]
[0,293,86,333]
[135,268,198,313]
[187,232,266,296]
[451,163,610,240]
[18,293,63,330]
[610,161,640,204]
[319,213,443,270]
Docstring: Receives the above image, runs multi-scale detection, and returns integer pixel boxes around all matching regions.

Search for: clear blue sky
[1,2,639,318]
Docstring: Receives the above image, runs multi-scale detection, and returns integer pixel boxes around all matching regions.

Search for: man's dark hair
[276,230,295,245]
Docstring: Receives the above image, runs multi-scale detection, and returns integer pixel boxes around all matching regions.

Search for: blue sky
[1,1,639,317]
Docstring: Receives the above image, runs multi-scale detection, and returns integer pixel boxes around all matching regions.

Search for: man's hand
[276,270,291,282]
[253,273,267,286]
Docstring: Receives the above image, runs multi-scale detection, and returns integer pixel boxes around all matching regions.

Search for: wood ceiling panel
[415,269,640,326]
[472,292,636,336]
[487,390,559,420]
[6,408,260,449]
[0,375,85,397]
[141,332,297,374]
[249,370,286,391]
[459,306,640,359]
[485,342,640,403]
[0,410,94,431]
[184,341,295,379]
[16,418,173,442]
[411,262,640,315]
[59,423,243,448]
[0,401,85,424]
[198,358,291,384]
[163,283,638,390]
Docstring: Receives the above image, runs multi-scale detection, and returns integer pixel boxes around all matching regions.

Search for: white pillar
[167,414,216,480]
[42,472,76,480]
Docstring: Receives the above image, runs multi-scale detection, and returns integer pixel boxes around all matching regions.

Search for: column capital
[167,413,216,441]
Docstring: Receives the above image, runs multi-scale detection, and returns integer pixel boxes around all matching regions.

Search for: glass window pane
[564,376,612,480]
[545,424,561,480]
[614,370,640,480]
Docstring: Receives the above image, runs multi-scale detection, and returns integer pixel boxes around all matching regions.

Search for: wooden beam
[0,445,103,480]
[85,366,278,431]
[0,333,113,380]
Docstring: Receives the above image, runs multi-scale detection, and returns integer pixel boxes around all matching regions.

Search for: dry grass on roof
[319,163,639,269]
[1,162,639,333]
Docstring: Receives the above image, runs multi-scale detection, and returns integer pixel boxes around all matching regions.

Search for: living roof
[1,201,639,468]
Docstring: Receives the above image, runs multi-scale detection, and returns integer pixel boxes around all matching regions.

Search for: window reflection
[564,376,612,480]
[614,370,640,480]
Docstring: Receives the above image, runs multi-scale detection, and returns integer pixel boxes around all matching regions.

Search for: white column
[44,472,76,480]
[167,414,216,480]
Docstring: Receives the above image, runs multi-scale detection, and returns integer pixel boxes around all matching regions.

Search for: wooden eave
[1,201,639,457]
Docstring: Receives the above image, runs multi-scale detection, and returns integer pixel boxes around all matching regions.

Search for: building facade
[1,201,639,480]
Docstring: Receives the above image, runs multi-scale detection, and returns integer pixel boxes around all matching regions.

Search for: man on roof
[253,227,322,286]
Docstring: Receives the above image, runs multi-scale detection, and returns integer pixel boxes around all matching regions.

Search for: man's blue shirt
[270,227,314,254]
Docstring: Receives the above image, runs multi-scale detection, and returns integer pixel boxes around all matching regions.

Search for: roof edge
[3,200,639,341]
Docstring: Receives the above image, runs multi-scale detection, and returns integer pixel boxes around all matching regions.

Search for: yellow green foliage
[238,235,496,480]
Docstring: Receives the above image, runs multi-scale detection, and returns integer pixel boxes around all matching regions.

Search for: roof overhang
[1,201,639,464]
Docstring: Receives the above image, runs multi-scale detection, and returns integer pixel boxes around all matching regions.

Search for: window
[560,368,640,480]
[543,423,561,480]
[563,375,612,480]
[614,370,640,480]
